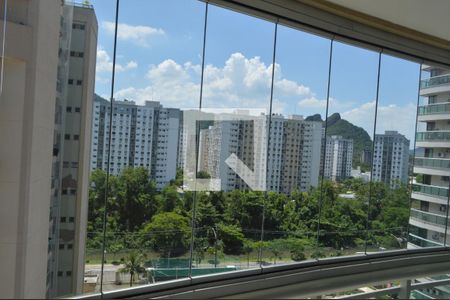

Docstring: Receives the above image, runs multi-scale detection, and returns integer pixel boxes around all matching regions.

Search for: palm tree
[119,252,146,287]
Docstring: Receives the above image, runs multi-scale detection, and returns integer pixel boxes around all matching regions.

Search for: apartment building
[49,4,97,297]
[408,66,450,298]
[409,65,450,249]
[361,149,372,165]
[0,1,97,298]
[279,115,322,194]
[372,131,410,188]
[91,98,181,189]
[199,120,240,191]
[198,114,322,193]
[323,135,353,181]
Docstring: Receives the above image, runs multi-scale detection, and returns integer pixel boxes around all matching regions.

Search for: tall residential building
[324,135,353,181]
[372,131,410,188]
[91,98,181,189]
[199,120,240,191]
[48,4,97,298]
[409,65,450,250]
[279,115,322,194]
[361,149,372,165]
[0,1,97,298]
[408,66,450,298]
[198,114,322,193]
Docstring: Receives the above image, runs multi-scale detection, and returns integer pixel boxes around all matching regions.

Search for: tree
[196,192,219,229]
[160,185,181,212]
[119,252,146,287]
[267,239,284,264]
[142,212,191,257]
[108,239,124,261]
[217,223,244,255]
[243,240,255,267]
[115,167,157,231]
[173,168,184,187]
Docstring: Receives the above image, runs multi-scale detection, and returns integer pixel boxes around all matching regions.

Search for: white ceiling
[326,0,450,41]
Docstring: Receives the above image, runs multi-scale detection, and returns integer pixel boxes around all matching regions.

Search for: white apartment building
[50,4,97,298]
[198,120,240,191]
[372,130,410,188]
[198,114,322,193]
[407,65,450,299]
[0,1,97,298]
[409,65,450,250]
[91,98,181,189]
[279,115,322,193]
[324,135,353,181]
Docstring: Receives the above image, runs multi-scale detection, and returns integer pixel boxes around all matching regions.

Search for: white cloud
[96,46,138,75]
[102,21,165,47]
[298,97,327,109]
[125,61,138,70]
[342,101,417,143]
[113,53,354,120]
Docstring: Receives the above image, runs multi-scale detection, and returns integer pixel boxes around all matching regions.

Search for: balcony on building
[418,102,450,122]
[408,233,443,249]
[414,157,450,176]
[420,73,450,96]
[409,208,448,234]
[416,131,450,148]
[411,183,449,205]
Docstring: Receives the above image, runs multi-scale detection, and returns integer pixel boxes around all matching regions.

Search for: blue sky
[89,0,420,143]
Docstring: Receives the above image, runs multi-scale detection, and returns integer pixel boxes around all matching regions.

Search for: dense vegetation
[87,167,410,265]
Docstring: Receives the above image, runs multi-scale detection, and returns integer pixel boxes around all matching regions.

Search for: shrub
[291,249,306,261]
[311,250,325,259]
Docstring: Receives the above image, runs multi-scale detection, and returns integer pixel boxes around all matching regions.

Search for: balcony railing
[409,233,443,247]
[420,74,450,89]
[415,157,450,170]
[410,208,447,227]
[416,131,450,142]
[418,103,450,116]
[412,183,449,198]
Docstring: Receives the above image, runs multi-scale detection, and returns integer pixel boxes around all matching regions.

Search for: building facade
[372,131,410,188]
[48,4,97,297]
[408,66,450,298]
[0,0,97,298]
[323,135,353,181]
[409,65,450,249]
[198,114,322,193]
[361,149,372,165]
[91,98,181,189]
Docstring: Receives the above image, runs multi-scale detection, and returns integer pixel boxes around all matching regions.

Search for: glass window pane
[319,41,380,257]
[262,25,332,264]
[87,0,206,292]
[367,54,420,251]
[193,4,275,272]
